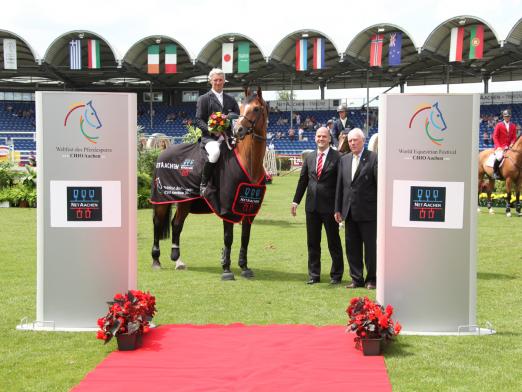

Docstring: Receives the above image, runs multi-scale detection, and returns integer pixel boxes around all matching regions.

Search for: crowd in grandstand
[1,98,521,166]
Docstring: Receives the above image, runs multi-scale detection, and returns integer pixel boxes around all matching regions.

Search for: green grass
[0,172,521,391]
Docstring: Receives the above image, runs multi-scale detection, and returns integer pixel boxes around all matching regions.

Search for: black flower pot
[361,338,383,356]
[116,333,138,351]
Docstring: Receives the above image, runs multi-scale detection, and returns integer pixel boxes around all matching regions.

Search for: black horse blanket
[150,143,266,223]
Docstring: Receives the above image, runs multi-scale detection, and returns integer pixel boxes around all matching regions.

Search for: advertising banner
[377,94,479,333]
[30,92,137,330]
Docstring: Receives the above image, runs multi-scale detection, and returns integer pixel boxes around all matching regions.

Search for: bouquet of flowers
[208,112,230,134]
[346,296,401,346]
[96,290,156,343]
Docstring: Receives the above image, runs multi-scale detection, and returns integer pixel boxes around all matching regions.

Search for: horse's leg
[505,178,512,217]
[171,203,190,269]
[151,204,172,270]
[238,219,254,278]
[221,221,235,280]
[515,191,522,216]
[487,179,495,214]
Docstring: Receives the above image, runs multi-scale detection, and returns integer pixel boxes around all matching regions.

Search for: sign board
[377,94,479,334]
[28,92,137,331]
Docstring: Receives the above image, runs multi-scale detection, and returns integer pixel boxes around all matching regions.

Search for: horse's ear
[257,86,262,99]
[244,86,251,98]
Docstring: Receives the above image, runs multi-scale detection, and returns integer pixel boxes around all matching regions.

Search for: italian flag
[449,27,464,62]
[88,39,100,69]
[469,25,484,60]
[165,44,177,74]
[148,45,160,74]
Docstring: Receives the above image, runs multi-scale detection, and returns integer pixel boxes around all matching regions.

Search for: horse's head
[233,86,268,142]
[84,100,102,129]
[430,102,447,132]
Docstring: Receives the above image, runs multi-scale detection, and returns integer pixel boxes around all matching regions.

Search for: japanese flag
[222,43,233,74]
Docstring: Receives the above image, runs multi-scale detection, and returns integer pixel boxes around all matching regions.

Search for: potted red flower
[346,296,401,356]
[96,290,156,350]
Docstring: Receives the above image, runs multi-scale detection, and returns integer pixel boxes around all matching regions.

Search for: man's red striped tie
[317,152,324,179]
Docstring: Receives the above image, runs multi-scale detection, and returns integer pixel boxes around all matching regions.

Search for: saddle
[150,142,266,223]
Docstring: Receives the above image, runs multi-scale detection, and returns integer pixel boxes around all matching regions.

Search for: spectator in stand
[288,128,296,142]
[276,131,283,140]
[295,112,301,127]
[492,109,517,179]
[332,104,353,147]
[482,129,491,146]
[326,119,335,147]
[298,127,305,141]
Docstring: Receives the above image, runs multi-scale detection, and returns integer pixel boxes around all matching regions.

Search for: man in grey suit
[195,68,240,195]
[291,127,344,285]
[334,128,378,290]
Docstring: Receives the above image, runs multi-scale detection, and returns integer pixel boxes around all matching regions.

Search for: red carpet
[73,324,391,392]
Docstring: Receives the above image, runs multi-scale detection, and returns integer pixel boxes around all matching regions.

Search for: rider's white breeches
[494,148,504,161]
[205,140,221,163]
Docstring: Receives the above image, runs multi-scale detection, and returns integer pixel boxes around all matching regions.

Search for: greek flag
[69,40,82,70]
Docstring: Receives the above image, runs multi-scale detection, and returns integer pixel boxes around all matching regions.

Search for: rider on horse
[195,68,240,196]
[492,109,517,180]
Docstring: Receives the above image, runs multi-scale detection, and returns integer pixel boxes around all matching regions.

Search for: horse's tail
[153,203,172,240]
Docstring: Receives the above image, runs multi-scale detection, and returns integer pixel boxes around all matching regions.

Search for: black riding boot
[493,159,502,180]
[200,161,216,196]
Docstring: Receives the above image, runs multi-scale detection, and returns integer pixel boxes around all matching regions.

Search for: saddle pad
[150,143,266,223]
[486,153,495,168]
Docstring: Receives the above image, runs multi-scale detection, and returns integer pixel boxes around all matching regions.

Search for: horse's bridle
[234,98,267,142]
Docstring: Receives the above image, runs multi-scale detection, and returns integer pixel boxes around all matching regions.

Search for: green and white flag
[3,38,17,70]
[237,42,250,73]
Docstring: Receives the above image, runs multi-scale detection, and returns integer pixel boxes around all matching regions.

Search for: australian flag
[388,32,402,66]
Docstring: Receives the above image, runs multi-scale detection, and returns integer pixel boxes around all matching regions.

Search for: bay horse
[151,87,268,279]
[478,135,522,217]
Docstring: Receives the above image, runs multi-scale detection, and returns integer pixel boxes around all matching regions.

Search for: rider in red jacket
[492,109,517,179]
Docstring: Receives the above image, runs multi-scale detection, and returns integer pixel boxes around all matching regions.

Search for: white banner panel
[377,94,478,334]
[33,91,137,330]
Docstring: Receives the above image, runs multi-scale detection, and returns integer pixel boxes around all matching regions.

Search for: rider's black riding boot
[493,159,502,180]
[200,161,216,196]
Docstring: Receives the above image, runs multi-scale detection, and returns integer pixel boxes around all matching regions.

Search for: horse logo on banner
[64,100,103,144]
[408,102,448,146]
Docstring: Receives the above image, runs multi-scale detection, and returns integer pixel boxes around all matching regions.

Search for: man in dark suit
[332,104,353,147]
[291,127,344,285]
[334,128,378,290]
[195,68,240,195]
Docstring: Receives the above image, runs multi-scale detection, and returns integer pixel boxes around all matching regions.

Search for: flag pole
[149,81,153,129]
[366,70,370,137]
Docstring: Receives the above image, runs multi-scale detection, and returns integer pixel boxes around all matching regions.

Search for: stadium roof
[0,15,521,92]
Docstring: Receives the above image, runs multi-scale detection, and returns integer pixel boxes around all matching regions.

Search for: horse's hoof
[240,268,254,279]
[152,260,161,270]
[221,272,235,281]
[174,260,186,270]
[506,212,512,218]
[489,209,495,215]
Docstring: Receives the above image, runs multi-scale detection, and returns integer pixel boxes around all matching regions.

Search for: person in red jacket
[492,109,517,179]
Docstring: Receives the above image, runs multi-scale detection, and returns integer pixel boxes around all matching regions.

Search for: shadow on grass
[253,218,303,227]
[477,272,516,280]
[178,265,309,282]
[382,340,415,358]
